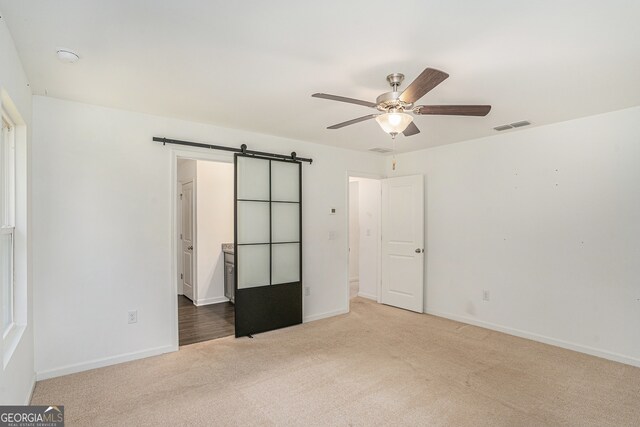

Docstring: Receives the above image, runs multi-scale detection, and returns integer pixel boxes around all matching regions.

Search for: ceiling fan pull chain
[392,137,397,171]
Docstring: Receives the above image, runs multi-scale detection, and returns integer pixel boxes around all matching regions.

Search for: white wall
[31,95,384,379]
[387,106,640,366]
[177,158,196,182]
[0,15,34,404]
[195,160,233,305]
[354,178,380,301]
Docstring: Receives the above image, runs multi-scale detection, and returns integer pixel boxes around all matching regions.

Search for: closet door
[234,154,302,337]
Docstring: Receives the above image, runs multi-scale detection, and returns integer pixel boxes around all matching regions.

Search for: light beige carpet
[32,298,640,426]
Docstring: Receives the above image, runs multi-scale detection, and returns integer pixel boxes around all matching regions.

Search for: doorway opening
[347,173,425,314]
[176,157,235,346]
[347,176,381,309]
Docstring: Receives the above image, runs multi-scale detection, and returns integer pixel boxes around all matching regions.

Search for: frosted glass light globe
[375,112,413,134]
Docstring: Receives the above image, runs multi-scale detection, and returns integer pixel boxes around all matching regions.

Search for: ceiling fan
[312,68,491,138]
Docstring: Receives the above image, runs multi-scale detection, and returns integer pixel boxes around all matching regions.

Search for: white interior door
[181,181,195,301]
[381,175,424,312]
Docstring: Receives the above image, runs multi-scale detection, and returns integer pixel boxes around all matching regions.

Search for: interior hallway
[32,298,640,426]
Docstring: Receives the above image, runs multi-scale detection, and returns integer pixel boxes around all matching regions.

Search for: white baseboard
[195,296,229,306]
[36,344,176,381]
[425,308,640,368]
[357,291,377,301]
[304,307,349,323]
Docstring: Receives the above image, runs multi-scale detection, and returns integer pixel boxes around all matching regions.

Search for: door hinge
[180,233,183,240]
[180,193,183,200]
[181,273,183,279]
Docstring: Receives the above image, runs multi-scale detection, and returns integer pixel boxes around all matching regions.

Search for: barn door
[234,154,302,337]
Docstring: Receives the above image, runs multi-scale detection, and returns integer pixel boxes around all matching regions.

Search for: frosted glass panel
[238,244,270,288]
[237,156,269,201]
[272,202,299,243]
[237,201,270,244]
[272,243,300,285]
[271,161,299,202]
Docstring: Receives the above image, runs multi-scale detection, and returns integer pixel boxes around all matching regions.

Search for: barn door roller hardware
[153,137,313,164]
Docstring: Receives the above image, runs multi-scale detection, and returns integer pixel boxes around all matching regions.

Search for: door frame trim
[170,148,234,351]
[345,171,383,312]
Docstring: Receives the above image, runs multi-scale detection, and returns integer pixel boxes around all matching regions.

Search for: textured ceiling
[1,0,639,153]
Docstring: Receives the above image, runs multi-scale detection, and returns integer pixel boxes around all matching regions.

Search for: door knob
[188,245,193,250]
[415,248,423,253]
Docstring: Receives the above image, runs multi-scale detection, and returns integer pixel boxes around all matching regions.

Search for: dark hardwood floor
[178,295,235,346]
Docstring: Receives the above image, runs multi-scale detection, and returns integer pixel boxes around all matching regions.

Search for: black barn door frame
[234,153,303,337]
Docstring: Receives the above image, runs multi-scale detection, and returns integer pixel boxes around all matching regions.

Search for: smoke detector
[56,49,80,64]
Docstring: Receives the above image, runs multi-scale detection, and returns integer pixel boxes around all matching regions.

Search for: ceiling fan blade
[327,114,378,129]
[399,68,449,104]
[312,93,377,108]
[415,105,492,116]
[402,121,420,137]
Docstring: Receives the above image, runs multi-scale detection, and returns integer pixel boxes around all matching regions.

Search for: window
[1,111,15,337]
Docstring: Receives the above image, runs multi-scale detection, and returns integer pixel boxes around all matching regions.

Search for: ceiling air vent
[368,147,393,154]
[493,120,532,132]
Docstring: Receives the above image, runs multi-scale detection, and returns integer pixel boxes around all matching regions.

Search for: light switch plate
[128,310,138,324]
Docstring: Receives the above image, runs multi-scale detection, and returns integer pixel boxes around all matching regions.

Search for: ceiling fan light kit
[375,112,414,137]
[312,67,492,139]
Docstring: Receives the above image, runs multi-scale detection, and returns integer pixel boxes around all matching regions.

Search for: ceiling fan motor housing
[376,91,413,112]
[376,73,413,112]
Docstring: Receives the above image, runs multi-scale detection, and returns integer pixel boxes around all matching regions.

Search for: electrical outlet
[482,290,490,302]
[128,310,138,324]
[329,207,336,215]
[305,287,310,296]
